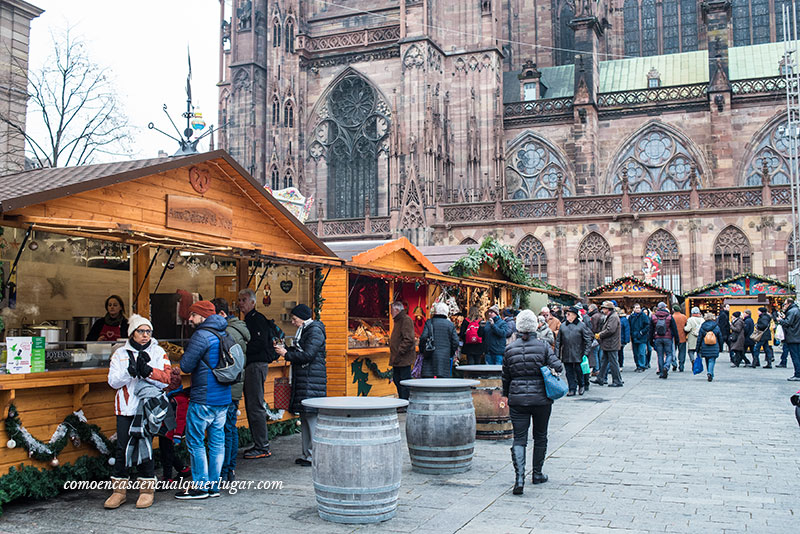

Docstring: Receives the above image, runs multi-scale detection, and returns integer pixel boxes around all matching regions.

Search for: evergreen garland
[313,267,326,320]
[362,357,393,379]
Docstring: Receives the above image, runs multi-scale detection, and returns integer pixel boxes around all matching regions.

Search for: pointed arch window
[610,126,702,193]
[273,19,281,47]
[283,170,293,189]
[624,0,640,57]
[285,19,295,53]
[310,73,391,219]
[270,166,280,190]
[272,97,280,126]
[743,119,795,186]
[579,233,612,295]
[460,237,478,246]
[505,137,573,199]
[645,230,681,293]
[517,235,548,282]
[558,2,575,65]
[714,226,752,280]
[284,101,294,128]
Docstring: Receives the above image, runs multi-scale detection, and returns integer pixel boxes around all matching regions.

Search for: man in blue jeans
[650,302,679,379]
[778,298,800,382]
[628,304,650,372]
[478,305,508,365]
[176,301,232,500]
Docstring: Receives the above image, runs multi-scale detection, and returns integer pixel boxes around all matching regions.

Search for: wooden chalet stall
[683,273,795,317]
[321,238,483,397]
[586,276,673,311]
[0,150,339,474]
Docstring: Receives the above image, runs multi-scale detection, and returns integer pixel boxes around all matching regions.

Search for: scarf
[104,312,124,327]
[125,379,171,468]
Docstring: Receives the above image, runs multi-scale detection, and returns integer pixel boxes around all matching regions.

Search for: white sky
[27,0,222,161]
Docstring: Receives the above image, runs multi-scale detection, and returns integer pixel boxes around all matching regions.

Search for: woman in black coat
[556,307,593,396]
[419,302,459,378]
[274,304,326,466]
[502,309,563,495]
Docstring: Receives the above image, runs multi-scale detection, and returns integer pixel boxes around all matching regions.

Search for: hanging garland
[684,272,795,297]
[362,357,393,379]
[4,404,113,464]
[313,267,326,320]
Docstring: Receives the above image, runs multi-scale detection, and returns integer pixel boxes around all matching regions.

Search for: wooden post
[237,258,250,292]
[132,246,151,318]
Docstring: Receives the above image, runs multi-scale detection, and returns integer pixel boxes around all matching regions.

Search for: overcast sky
[27,0,222,161]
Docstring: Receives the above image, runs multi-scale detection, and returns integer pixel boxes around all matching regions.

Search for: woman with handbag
[729,311,748,367]
[752,307,773,368]
[555,306,593,396]
[502,309,563,495]
[419,302,459,378]
[695,313,723,381]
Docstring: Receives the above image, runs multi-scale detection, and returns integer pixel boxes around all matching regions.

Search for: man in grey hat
[592,301,623,387]
[479,304,508,365]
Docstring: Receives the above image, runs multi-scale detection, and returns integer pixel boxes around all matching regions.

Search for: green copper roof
[540,65,575,98]
[729,41,796,80]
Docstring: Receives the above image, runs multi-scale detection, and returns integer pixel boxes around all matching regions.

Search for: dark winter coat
[586,309,603,333]
[389,312,416,367]
[743,316,755,342]
[695,320,723,358]
[628,311,650,344]
[225,317,251,403]
[730,317,746,352]
[556,318,593,364]
[780,303,800,343]
[502,333,563,406]
[420,315,459,378]
[180,315,232,406]
[620,316,630,345]
[597,311,621,351]
[244,309,279,365]
[755,313,772,343]
[283,320,327,414]
[478,316,508,356]
[649,309,679,343]
[718,310,730,338]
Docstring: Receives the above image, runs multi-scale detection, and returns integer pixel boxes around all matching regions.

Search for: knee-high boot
[511,445,526,495]
[531,444,548,484]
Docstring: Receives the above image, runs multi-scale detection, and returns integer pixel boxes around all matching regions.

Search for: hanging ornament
[50,458,59,467]
[167,261,175,270]
[187,260,200,277]
[262,283,272,306]
[108,457,116,466]
[280,280,293,293]
[6,439,16,449]
[28,240,39,251]
[70,434,81,448]
[210,260,219,271]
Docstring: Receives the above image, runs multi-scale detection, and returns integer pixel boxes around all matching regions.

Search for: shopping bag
[775,324,785,341]
[541,366,568,400]
[411,353,424,378]
[692,355,704,375]
[580,355,591,375]
[273,377,291,410]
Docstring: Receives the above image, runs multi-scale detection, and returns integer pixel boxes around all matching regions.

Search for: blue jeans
[632,342,647,369]
[654,339,674,372]
[485,353,503,365]
[676,342,687,370]
[645,343,653,368]
[186,402,227,492]
[220,401,239,480]
[788,343,800,378]
[705,356,717,377]
[753,339,774,366]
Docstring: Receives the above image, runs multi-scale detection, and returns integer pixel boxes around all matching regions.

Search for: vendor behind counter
[86,295,129,342]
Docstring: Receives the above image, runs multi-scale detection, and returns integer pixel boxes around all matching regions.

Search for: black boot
[511,445,526,495]
[531,444,548,484]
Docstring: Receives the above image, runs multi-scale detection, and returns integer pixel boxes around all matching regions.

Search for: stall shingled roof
[416,245,470,273]
[0,149,335,258]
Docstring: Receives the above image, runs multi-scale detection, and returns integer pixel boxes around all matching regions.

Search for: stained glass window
[645,230,681,293]
[270,166,280,190]
[743,119,795,186]
[642,0,658,56]
[579,233,612,295]
[273,20,281,48]
[714,227,752,280]
[662,0,680,54]
[271,97,279,126]
[505,137,573,199]
[624,0,641,57]
[680,0,698,51]
[610,126,702,192]
[517,235,548,282]
[284,101,294,128]
[285,19,295,52]
[752,0,770,44]
[310,74,391,219]
[732,0,751,46]
[283,170,293,189]
[559,3,575,65]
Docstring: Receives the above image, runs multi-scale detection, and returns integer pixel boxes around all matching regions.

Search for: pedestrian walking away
[695,313,723,381]
[752,307,774,368]
[685,307,704,367]
[650,302,679,379]
[778,298,800,381]
[629,304,650,372]
[672,305,688,372]
[419,302,459,377]
[729,311,749,368]
[502,309,564,495]
[460,306,486,365]
[743,310,757,367]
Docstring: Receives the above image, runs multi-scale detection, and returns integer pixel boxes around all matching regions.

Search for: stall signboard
[704,280,746,296]
[3,336,45,374]
[31,337,45,373]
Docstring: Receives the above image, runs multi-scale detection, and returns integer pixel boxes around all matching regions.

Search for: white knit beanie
[516,309,538,333]
[127,314,153,337]
[433,302,450,316]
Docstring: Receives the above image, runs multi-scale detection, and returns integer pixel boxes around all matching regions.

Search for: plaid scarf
[125,380,170,468]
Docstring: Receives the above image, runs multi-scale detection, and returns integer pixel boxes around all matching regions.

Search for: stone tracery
[505,134,572,199]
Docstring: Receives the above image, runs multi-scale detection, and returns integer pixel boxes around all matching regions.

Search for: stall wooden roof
[329,237,442,274]
[0,150,338,262]
[586,276,672,300]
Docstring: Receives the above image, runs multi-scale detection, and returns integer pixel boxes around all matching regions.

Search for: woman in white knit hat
[419,302,459,378]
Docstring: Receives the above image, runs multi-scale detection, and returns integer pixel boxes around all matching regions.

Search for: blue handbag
[541,365,568,400]
[692,355,704,375]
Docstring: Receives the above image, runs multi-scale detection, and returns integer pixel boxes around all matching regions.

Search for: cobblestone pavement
[2,350,798,534]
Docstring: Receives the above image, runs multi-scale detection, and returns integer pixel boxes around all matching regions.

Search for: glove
[136,354,153,378]
[127,356,138,378]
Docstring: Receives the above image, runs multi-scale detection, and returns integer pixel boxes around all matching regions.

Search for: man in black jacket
[752,307,773,368]
[238,288,279,459]
[743,310,757,367]
[275,304,326,466]
[718,304,731,352]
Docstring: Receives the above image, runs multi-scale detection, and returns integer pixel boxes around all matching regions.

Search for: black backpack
[655,316,667,336]
[198,327,245,385]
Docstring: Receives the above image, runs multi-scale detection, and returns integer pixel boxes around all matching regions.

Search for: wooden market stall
[0,150,340,474]
[586,276,673,311]
[321,238,489,397]
[683,273,795,317]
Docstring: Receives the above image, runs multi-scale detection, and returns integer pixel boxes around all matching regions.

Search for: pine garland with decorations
[585,275,672,298]
[4,404,113,463]
[362,357,393,379]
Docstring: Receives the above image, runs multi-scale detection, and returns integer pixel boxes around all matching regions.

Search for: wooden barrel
[457,365,512,440]
[400,378,479,474]
[302,397,408,524]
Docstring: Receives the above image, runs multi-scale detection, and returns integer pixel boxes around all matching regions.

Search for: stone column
[703,0,734,186]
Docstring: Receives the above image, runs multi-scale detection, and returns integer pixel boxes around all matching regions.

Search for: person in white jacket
[104,314,172,510]
[685,307,704,364]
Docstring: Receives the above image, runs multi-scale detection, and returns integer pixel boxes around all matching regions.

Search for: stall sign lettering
[6,336,32,374]
[31,337,45,373]
[166,195,234,238]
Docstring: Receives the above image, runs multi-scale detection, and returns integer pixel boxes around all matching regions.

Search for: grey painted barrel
[400,378,479,474]
[302,397,409,524]
[457,365,512,440]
